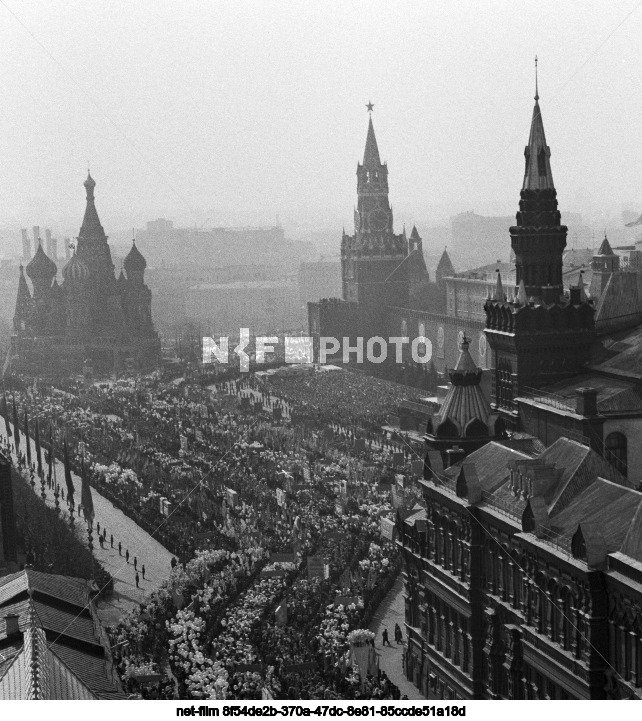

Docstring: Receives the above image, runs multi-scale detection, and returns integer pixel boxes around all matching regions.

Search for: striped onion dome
[62,252,89,283]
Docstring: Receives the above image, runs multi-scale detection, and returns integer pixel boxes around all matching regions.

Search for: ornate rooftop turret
[123,240,147,284]
[426,336,505,462]
[484,61,595,421]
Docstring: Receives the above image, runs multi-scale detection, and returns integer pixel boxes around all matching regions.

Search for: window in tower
[497,359,513,409]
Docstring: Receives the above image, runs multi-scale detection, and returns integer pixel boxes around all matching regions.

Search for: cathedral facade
[10,173,160,376]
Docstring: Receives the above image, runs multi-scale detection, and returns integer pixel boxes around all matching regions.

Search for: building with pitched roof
[9,174,160,376]
[0,568,126,699]
[398,72,642,702]
[399,429,642,700]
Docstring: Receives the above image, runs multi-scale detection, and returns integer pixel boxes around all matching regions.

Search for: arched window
[605,431,627,477]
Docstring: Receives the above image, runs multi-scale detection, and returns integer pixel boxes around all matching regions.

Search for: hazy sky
[2,0,642,240]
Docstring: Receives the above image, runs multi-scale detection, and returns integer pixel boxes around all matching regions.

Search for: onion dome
[123,240,146,274]
[62,252,89,284]
[26,242,57,283]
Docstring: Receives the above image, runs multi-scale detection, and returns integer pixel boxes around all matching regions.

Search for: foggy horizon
[2,1,642,250]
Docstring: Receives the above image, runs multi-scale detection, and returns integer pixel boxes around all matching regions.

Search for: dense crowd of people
[4,364,426,700]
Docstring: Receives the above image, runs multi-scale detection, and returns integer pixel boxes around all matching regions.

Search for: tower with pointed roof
[484,72,595,423]
[120,239,155,340]
[590,234,620,298]
[13,266,31,332]
[435,248,455,287]
[425,336,506,464]
[341,110,409,310]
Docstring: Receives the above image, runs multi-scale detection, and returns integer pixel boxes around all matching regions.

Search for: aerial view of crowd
[3,365,425,700]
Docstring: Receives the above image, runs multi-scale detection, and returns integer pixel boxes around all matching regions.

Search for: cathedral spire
[523,66,554,191]
[13,265,31,331]
[78,171,106,245]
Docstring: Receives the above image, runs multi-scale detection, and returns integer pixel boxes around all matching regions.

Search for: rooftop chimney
[4,613,19,636]
[445,445,465,468]
[576,387,598,417]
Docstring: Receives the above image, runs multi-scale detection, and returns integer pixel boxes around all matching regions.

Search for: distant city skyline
[1,2,642,245]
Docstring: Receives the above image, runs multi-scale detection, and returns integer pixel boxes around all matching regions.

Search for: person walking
[133,556,137,571]
[125,549,130,563]
[118,541,122,556]
[110,534,114,548]
[135,572,140,588]
[394,623,403,644]
[96,522,100,535]
[382,628,392,647]
[141,564,146,580]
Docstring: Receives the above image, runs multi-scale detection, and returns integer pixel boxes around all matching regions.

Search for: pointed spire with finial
[597,232,615,256]
[517,278,528,305]
[13,264,32,331]
[579,270,588,302]
[523,57,554,191]
[363,105,381,167]
[78,170,107,246]
[494,269,505,301]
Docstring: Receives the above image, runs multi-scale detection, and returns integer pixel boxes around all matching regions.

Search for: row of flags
[0,392,94,525]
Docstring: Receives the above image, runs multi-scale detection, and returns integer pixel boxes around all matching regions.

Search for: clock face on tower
[368,208,389,232]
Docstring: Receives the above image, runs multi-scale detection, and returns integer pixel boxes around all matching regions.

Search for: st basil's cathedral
[10,173,160,376]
